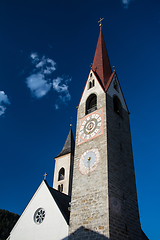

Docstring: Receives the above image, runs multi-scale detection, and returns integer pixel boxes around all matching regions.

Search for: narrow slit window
[88,79,95,89]
[58,184,63,193]
[89,81,92,89]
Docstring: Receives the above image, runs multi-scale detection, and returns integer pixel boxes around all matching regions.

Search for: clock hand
[88,157,91,176]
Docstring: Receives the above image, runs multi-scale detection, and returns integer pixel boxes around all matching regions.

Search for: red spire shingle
[92,27,112,89]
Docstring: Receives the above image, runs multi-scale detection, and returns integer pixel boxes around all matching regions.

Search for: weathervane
[98,18,104,27]
[90,63,93,69]
[43,172,48,180]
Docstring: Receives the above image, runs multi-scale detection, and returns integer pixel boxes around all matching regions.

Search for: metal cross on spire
[98,18,104,27]
[43,172,48,180]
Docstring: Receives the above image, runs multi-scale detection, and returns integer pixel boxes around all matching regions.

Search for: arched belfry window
[58,167,65,181]
[113,96,123,118]
[86,94,97,114]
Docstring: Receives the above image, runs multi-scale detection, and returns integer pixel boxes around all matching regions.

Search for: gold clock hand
[88,157,91,176]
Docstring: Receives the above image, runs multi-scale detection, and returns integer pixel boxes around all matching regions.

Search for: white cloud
[27,53,57,98]
[36,59,45,68]
[0,105,6,116]
[0,91,10,104]
[53,77,72,109]
[26,53,72,108]
[53,77,69,93]
[0,91,10,116]
[26,73,52,98]
[122,0,133,8]
[54,92,71,110]
[31,53,38,60]
[59,92,71,102]
[34,56,56,73]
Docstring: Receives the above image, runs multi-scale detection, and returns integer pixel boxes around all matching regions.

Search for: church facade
[7,26,149,240]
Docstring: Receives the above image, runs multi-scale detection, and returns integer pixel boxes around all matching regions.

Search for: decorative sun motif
[79,148,100,175]
[34,208,45,224]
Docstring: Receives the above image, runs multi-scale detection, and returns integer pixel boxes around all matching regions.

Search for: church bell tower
[69,25,142,240]
[53,127,74,196]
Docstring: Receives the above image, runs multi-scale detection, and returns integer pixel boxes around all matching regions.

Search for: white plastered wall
[79,70,104,106]
[9,181,68,240]
[53,153,71,195]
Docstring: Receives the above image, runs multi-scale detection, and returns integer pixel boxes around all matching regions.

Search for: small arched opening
[86,94,97,115]
[113,96,123,118]
[58,167,65,181]
[58,184,63,193]
[88,79,95,90]
[88,81,92,89]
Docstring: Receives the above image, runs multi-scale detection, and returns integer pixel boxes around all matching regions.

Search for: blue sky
[0,0,160,239]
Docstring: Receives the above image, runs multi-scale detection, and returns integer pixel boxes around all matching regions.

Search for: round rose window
[34,208,45,224]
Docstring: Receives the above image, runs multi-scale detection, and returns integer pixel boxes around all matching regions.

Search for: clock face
[78,108,103,145]
[79,148,100,175]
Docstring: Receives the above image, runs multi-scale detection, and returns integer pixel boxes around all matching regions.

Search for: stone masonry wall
[69,90,142,240]
[69,90,110,239]
[107,93,142,240]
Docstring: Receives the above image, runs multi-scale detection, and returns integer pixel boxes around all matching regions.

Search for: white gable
[107,74,128,111]
[8,181,68,240]
[79,69,104,105]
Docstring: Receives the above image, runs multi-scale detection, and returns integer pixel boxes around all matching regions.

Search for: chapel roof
[45,180,70,224]
[55,128,75,158]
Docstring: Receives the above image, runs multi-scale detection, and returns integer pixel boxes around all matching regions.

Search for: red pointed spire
[92,27,112,89]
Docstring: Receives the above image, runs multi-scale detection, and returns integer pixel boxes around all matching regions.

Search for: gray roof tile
[55,128,75,158]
